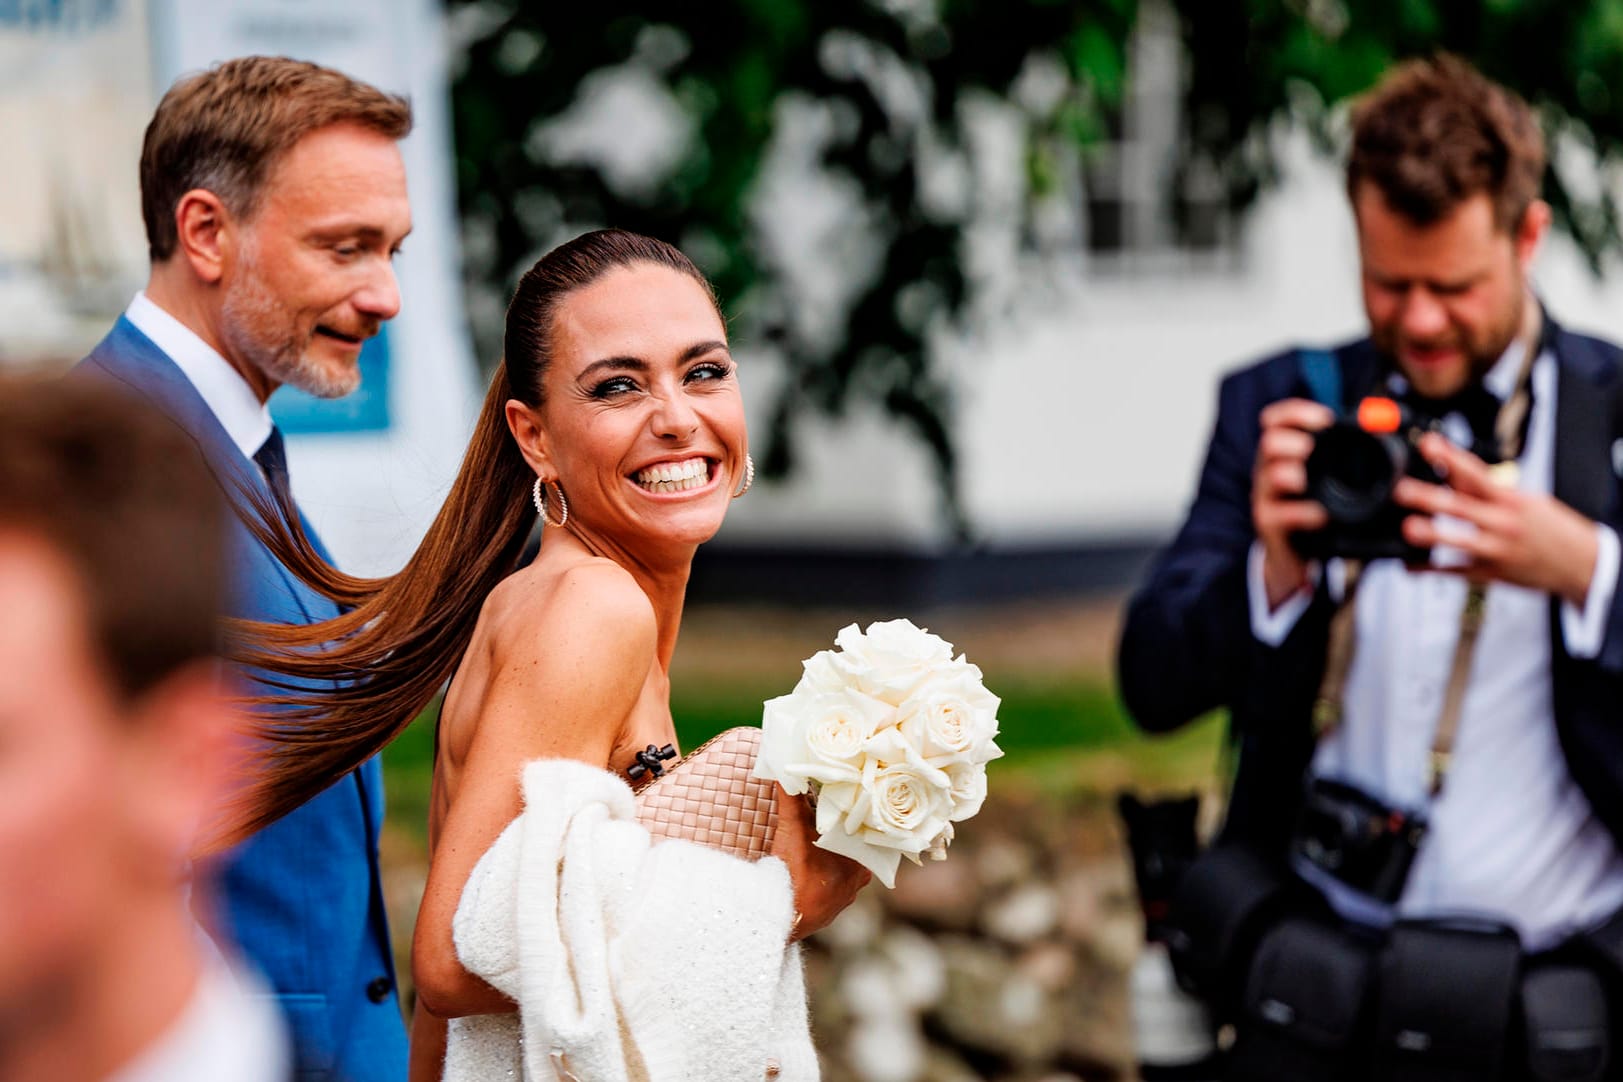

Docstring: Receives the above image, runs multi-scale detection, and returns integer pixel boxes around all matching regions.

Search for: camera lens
[1305,425,1405,523]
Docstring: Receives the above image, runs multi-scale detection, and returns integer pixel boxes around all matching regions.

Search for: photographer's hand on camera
[1253,398,1338,608]
[1394,432,1601,607]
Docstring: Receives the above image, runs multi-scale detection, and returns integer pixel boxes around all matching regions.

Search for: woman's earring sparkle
[532,476,569,528]
[733,454,755,499]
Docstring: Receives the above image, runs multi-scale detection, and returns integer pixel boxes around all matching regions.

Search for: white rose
[862,725,953,789]
[870,763,948,835]
[754,686,894,794]
[805,691,888,767]
[895,665,1002,766]
[828,620,958,705]
[811,754,954,888]
[813,788,903,888]
[943,761,988,822]
[795,649,847,694]
[757,618,999,889]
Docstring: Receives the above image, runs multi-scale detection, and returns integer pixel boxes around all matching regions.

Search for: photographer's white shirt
[1247,338,1623,949]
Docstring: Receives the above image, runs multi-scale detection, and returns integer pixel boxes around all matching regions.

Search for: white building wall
[11,7,1623,564]
[721,138,1623,551]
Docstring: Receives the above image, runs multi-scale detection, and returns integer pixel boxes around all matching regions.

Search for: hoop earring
[531,476,569,528]
[733,453,755,499]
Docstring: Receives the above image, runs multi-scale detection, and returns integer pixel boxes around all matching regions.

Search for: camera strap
[1312,306,1544,797]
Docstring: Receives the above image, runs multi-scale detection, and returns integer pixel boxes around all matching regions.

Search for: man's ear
[171,189,234,286]
[120,661,237,876]
[504,398,556,481]
[1514,198,1552,271]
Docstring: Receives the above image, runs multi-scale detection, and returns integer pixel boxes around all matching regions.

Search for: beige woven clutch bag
[633,726,779,860]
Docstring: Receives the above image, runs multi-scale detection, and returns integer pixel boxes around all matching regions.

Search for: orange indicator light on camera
[1356,396,1402,434]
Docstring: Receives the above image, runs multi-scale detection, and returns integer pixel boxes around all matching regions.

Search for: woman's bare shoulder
[440,555,656,777]
[483,555,656,673]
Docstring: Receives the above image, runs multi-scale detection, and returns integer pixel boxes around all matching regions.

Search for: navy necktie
[253,426,291,503]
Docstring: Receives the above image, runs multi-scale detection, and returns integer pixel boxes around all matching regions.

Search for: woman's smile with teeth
[633,457,712,492]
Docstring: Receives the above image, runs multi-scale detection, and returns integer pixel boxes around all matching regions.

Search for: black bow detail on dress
[627,743,677,781]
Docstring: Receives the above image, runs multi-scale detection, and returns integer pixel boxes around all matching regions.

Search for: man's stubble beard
[1461,286,1526,384]
[1377,280,1528,394]
[220,249,362,400]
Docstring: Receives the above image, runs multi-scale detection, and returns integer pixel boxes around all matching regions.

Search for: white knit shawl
[443,758,818,1082]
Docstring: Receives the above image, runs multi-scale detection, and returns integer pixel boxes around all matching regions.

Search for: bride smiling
[223,230,870,1080]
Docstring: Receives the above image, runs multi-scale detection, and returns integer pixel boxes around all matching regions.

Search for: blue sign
[0,0,120,30]
[270,326,393,434]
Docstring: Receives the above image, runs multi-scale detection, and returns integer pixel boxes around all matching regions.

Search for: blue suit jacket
[78,318,408,1082]
[1118,319,1623,854]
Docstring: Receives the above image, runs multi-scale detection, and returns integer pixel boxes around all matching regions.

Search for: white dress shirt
[1248,338,1623,948]
[108,953,289,1082]
[124,292,273,461]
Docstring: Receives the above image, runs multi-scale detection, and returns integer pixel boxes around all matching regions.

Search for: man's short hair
[1346,54,1545,230]
[0,377,226,699]
[140,55,413,262]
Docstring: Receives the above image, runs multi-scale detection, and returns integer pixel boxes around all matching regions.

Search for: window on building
[1080,1,1238,268]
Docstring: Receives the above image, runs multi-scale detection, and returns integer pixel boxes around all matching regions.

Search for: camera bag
[1290,776,1426,905]
[1224,912,1377,1082]
[1370,918,1521,1082]
[1165,843,1293,1006]
[1521,962,1610,1082]
[1579,903,1623,985]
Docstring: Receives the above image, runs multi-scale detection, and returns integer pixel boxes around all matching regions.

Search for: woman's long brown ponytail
[215,366,533,843]
[213,229,721,847]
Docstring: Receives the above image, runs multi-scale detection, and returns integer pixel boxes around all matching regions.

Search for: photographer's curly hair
[1346,54,1545,230]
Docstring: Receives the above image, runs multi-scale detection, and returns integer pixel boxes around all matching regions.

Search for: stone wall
[802,788,1144,1082]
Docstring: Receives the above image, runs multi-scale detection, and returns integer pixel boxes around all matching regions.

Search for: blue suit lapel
[83,318,265,501]
[80,317,373,807]
[81,318,331,624]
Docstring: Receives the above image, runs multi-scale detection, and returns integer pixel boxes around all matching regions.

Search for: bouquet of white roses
[753,618,1002,888]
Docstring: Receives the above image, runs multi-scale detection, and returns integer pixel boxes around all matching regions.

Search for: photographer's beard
[1371,284,1527,402]
[220,243,368,401]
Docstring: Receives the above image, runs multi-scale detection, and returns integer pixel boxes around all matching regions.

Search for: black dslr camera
[1292,396,1443,562]
[1290,777,1427,904]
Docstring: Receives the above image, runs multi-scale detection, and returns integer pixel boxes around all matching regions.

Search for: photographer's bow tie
[1392,381,1507,456]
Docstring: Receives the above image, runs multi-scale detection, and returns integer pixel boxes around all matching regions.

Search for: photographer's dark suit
[1119,317,1623,1078]
[1120,318,1623,858]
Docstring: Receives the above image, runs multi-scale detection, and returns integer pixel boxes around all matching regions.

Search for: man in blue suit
[1120,58,1623,1079]
[77,56,413,1081]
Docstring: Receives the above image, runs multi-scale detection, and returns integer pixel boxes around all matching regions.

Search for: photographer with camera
[1119,56,1623,1082]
